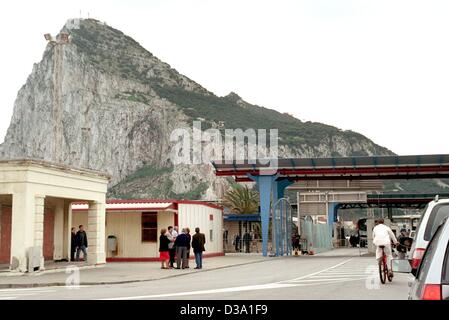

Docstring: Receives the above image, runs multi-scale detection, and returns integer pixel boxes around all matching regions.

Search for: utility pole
[44,32,70,164]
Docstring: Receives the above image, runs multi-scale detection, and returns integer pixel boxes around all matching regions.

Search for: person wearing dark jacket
[192,227,206,269]
[185,227,192,268]
[174,229,189,269]
[70,227,77,261]
[159,228,170,269]
[75,225,88,262]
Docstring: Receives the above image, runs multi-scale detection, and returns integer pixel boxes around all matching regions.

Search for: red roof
[72,199,223,211]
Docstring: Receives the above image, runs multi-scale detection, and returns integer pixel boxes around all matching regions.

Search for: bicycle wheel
[387,266,393,282]
[378,259,386,284]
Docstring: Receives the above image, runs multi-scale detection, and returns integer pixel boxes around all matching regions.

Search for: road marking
[101,258,359,300]
[0,288,58,300]
[101,283,300,300]
[286,258,354,282]
[280,258,379,287]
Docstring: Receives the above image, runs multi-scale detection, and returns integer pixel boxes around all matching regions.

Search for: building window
[142,212,157,242]
[210,229,213,242]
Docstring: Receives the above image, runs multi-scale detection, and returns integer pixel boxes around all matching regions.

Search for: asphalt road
[0,254,413,300]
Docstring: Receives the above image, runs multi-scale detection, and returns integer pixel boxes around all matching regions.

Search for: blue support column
[247,174,277,257]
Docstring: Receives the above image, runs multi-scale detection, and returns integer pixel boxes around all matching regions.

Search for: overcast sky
[0,0,448,155]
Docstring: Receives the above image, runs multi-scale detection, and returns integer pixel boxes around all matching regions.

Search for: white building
[71,199,224,261]
[0,159,109,272]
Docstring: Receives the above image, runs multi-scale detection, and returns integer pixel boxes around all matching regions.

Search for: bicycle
[378,245,394,284]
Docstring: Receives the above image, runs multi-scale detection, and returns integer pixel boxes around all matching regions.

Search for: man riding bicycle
[372,218,399,277]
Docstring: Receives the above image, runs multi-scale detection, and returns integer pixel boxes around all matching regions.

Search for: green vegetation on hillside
[69,19,392,156]
[152,84,391,153]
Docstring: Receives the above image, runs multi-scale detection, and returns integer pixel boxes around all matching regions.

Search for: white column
[87,201,106,265]
[67,203,73,261]
[64,201,71,261]
[10,192,35,272]
[34,195,45,270]
[53,199,64,260]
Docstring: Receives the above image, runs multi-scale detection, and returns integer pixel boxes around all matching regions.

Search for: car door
[409,223,444,299]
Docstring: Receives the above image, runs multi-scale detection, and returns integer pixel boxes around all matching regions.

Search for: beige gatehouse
[72,200,224,261]
[0,159,110,272]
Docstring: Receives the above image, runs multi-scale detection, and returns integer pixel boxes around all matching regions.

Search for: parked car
[410,198,449,275]
[408,217,449,300]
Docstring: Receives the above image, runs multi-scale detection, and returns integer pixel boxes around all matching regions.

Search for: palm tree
[222,185,259,214]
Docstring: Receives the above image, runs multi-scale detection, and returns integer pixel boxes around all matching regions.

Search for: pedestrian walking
[174,228,189,269]
[251,230,259,253]
[166,226,177,268]
[234,234,241,252]
[185,227,192,268]
[75,225,88,262]
[70,227,77,261]
[243,231,251,253]
[159,228,170,269]
[192,227,206,269]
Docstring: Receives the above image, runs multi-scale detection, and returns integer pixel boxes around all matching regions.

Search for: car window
[417,224,444,283]
[424,204,449,241]
[413,205,428,239]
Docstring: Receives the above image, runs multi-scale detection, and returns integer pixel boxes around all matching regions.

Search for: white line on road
[295,278,366,282]
[101,258,357,300]
[284,258,354,282]
[102,283,300,300]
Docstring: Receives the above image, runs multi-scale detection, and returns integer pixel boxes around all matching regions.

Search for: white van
[410,197,449,275]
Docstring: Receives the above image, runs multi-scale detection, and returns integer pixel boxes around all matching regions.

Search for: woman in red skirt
[159,229,170,269]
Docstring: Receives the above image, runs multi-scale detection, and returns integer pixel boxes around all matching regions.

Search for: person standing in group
[166,226,177,268]
[185,227,192,268]
[192,227,206,269]
[75,225,88,262]
[70,227,77,262]
[173,226,179,240]
[159,228,170,269]
[174,228,189,269]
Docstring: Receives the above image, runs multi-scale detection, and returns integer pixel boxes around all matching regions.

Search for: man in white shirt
[166,226,178,268]
[372,218,399,276]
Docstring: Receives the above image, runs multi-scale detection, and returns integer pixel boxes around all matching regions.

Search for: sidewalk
[0,254,269,288]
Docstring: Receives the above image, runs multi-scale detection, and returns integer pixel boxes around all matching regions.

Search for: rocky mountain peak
[0,19,402,200]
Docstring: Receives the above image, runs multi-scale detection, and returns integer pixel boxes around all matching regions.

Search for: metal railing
[223,238,309,254]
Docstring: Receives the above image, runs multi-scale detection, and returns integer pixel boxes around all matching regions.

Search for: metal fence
[300,218,333,254]
[224,238,263,254]
[223,238,309,254]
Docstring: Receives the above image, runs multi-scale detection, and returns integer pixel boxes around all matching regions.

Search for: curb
[0,258,274,289]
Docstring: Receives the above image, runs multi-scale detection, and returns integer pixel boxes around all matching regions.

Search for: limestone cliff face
[0,18,395,200]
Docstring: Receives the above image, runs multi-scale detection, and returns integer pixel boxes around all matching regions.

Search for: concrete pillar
[87,201,106,265]
[53,199,64,261]
[63,201,70,261]
[67,202,73,261]
[34,195,45,269]
[10,192,35,272]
